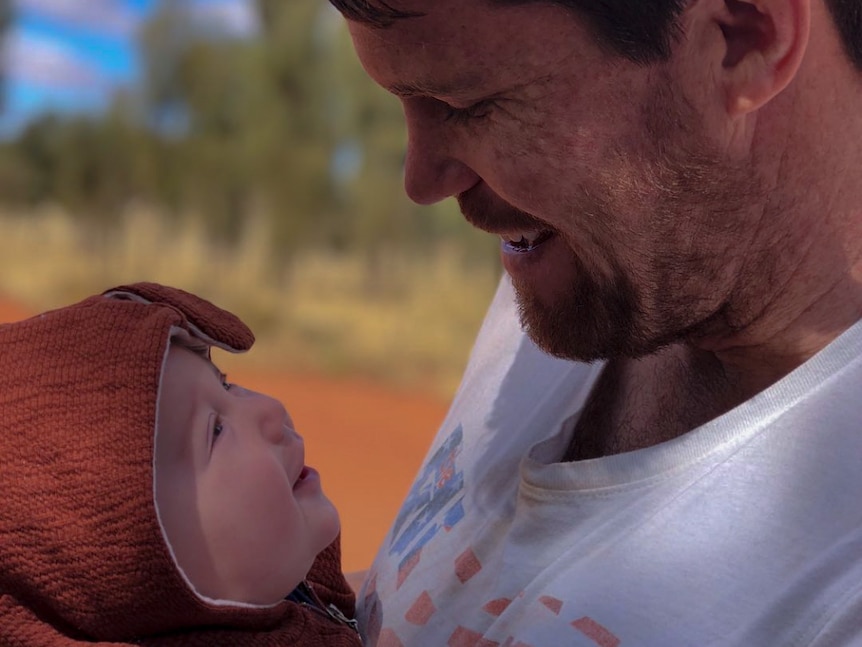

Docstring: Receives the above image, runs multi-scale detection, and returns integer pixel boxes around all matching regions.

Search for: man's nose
[402,108,480,205]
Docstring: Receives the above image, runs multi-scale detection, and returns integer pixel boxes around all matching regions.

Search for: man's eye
[442,100,494,124]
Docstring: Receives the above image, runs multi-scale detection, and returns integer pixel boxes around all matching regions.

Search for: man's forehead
[348,8,518,94]
[348,0,583,63]
[346,0,494,45]
[350,15,583,106]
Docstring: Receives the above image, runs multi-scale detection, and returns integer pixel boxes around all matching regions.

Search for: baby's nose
[247,393,292,444]
[269,423,301,446]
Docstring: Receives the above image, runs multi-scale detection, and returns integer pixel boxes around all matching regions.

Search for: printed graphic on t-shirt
[362,426,467,645]
[367,574,622,647]
[364,424,624,647]
[389,425,465,569]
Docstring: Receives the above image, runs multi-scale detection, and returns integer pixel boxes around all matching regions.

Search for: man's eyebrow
[388,79,475,98]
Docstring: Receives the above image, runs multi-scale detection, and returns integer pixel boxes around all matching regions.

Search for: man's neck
[566,271,862,462]
[565,345,746,462]
[698,251,862,399]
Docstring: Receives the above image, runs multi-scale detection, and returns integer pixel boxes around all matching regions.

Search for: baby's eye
[213,418,225,441]
[208,412,227,454]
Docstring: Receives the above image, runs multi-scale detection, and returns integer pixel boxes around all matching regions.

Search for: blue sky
[2,0,258,136]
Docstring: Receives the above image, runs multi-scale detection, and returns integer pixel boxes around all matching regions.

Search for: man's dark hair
[329,0,424,28]
[328,0,862,68]
[827,0,862,68]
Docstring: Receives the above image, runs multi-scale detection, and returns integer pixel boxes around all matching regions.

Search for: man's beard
[458,188,649,362]
[513,254,645,361]
[458,78,762,363]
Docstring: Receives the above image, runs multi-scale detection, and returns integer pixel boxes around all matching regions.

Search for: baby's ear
[103,282,255,353]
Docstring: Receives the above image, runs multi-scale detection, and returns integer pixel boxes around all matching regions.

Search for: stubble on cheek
[511,78,769,361]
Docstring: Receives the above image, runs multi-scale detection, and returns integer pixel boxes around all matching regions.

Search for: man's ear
[710,0,811,115]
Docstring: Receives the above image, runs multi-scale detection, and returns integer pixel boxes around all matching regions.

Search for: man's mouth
[457,186,555,253]
[501,229,555,254]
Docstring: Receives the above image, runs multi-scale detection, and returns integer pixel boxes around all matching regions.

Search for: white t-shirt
[357,275,862,646]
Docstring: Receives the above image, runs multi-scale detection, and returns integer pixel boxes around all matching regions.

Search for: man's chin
[512,274,646,363]
[517,303,605,362]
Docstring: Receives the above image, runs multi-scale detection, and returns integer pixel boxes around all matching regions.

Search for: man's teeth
[503,231,544,245]
[501,229,553,253]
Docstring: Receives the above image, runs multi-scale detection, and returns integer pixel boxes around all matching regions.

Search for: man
[330,0,862,644]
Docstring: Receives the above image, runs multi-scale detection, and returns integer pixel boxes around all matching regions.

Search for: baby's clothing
[0,283,362,645]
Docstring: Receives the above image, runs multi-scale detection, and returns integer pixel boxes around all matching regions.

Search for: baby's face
[154,345,340,605]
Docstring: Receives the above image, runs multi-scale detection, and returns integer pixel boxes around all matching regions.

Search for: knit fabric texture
[0,283,360,646]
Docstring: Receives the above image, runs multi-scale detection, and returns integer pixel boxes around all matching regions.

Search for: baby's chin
[180,498,344,606]
[249,512,344,605]
[317,496,342,548]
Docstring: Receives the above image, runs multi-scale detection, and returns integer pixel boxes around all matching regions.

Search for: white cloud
[12,0,140,38]
[4,31,107,89]
[192,0,259,38]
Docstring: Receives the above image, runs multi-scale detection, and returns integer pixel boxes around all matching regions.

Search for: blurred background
[0,0,501,570]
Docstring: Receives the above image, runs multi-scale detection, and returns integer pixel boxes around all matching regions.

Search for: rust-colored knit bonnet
[0,284,358,646]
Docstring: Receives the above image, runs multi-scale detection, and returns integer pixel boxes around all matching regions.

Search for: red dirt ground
[0,297,33,324]
[0,297,446,572]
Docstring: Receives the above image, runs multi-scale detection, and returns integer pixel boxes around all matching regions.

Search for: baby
[0,282,362,645]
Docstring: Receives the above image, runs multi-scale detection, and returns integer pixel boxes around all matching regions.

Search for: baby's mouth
[294,466,310,488]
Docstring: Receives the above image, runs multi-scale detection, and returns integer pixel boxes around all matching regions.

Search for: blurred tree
[137,0,335,250]
[138,0,197,132]
[14,115,65,203]
[249,0,342,253]
[0,0,11,112]
[0,0,497,282]
[138,1,246,239]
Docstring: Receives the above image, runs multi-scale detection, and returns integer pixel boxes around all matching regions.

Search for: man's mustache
[457,185,548,234]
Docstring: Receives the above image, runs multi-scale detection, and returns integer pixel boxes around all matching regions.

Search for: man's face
[155,346,340,605]
[348,0,764,361]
